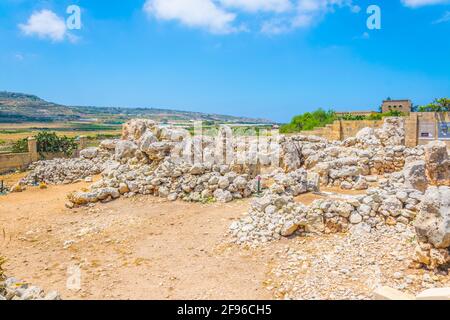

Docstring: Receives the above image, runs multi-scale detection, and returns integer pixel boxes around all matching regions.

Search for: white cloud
[19,9,67,42]
[144,0,360,35]
[401,0,450,8]
[261,18,293,34]
[143,0,237,34]
[219,0,293,13]
[296,0,359,15]
[261,0,360,34]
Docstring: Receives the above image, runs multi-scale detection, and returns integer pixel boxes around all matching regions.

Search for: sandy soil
[0,172,27,188]
[0,178,280,300]
[294,186,369,205]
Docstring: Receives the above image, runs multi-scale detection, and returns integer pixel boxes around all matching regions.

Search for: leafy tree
[35,132,78,157]
[418,98,450,112]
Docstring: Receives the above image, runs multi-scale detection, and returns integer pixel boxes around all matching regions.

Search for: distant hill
[0,91,272,124]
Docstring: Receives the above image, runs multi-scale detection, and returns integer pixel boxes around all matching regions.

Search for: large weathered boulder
[355,127,381,146]
[213,189,233,203]
[68,191,98,205]
[96,187,120,201]
[414,186,450,249]
[115,140,138,161]
[157,127,188,142]
[279,138,303,172]
[403,160,428,192]
[329,166,361,179]
[141,142,173,161]
[425,141,450,186]
[80,147,99,160]
[121,119,156,141]
[138,131,158,152]
[380,196,403,217]
[99,139,117,150]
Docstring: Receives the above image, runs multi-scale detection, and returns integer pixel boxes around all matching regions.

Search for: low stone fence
[299,119,385,141]
[0,136,88,174]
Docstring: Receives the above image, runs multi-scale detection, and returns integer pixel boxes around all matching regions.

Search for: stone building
[382,99,412,114]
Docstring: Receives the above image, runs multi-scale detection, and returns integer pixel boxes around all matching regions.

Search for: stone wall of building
[404,112,450,148]
[382,100,412,114]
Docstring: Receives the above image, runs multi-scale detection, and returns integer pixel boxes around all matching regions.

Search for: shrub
[11,138,28,153]
[366,110,405,120]
[338,114,366,121]
[35,132,78,157]
[366,113,382,120]
[280,109,336,133]
[11,132,78,156]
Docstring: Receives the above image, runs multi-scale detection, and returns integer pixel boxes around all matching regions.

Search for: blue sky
[1,0,450,122]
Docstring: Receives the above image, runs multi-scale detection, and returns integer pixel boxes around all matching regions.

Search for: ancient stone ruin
[13,117,450,273]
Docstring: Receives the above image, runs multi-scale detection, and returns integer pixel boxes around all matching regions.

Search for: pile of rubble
[0,276,60,300]
[68,159,259,206]
[229,184,421,246]
[279,118,424,190]
[65,119,269,206]
[230,138,450,271]
[17,145,114,186]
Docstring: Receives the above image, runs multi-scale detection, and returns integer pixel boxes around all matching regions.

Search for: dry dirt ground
[0,173,449,300]
[0,175,276,299]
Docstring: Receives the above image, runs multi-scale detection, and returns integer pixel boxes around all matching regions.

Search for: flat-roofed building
[382,99,412,114]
